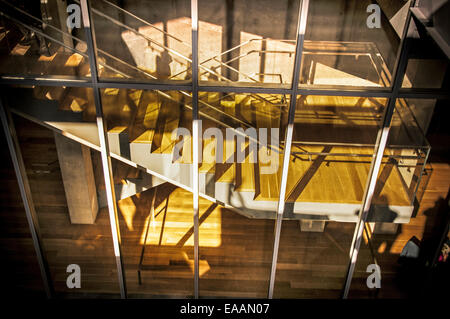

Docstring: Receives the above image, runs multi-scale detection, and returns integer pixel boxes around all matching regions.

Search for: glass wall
[197,91,288,297]
[0,123,45,297]
[348,98,444,299]
[401,35,449,90]
[273,94,387,298]
[300,0,408,89]
[198,0,300,86]
[0,0,91,79]
[0,0,446,300]
[4,88,121,296]
[91,0,192,82]
[3,85,97,147]
[101,87,194,297]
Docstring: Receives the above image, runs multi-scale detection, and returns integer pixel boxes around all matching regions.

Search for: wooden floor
[1,117,448,298]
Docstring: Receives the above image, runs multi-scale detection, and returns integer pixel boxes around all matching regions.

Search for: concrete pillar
[54,132,99,224]
[299,220,326,232]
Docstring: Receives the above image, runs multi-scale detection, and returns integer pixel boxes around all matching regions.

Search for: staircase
[0,0,425,225]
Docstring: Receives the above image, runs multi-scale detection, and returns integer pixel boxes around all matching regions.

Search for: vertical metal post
[80,0,127,298]
[267,0,309,299]
[191,0,200,299]
[342,8,415,299]
[0,97,54,298]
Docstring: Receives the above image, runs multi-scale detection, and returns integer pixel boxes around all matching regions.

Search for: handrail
[292,151,422,160]
[0,2,143,78]
[75,0,233,84]
[75,0,287,108]
[200,38,296,67]
[88,0,282,109]
[0,10,135,79]
[1,3,427,159]
[290,141,429,155]
[0,9,266,151]
[100,0,191,50]
[0,1,258,131]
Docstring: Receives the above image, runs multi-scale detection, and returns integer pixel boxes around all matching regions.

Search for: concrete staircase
[6,84,416,224]
[0,5,418,225]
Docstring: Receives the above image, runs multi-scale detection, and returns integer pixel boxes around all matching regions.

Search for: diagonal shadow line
[175,203,218,248]
[158,196,169,246]
[234,142,253,190]
[286,145,332,202]
[373,158,395,199]
[335,97,366,126]
[215,132,253,184]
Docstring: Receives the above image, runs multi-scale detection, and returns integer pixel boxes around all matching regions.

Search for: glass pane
[274,94,386,298]
[0,125,45,297]
[198,0,300,87]
[198,204,274,298]
[274,220,354,298]
[197,91,288,296]
[11,112,120,297]
[292,95,387,145]
[300,0,408,89]
[372,98,431,213]
[401,36,449,90]
[0,0,90,78]
[3,86,98,148]
[348,97,443,299]
[91,0,192,82]
[348,96,448,298]
[101,88,194,297]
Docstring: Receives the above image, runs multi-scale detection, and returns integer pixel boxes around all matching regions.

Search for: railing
[0,0,263,128]
[0,1,295,158]
[80,0,286,110]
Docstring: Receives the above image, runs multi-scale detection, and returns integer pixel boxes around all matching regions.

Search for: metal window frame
[191,0,200,299]
[0,96,54,298]
[267,0,310,299]
[0,0,447,300]
[79,0,127,299]
[341,0,417,298]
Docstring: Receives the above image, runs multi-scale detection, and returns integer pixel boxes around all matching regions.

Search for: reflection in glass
[0,0,90,78]
[274,220,354,298]
[348,98,434,299]
[11,113,120,297]
[198,0,300,86]
[402,37,449,90]
[91,0,192,82]
[196,91,288,296]
[100,88,194,297]
[0,123,45,297]
[3,86,98,147]
[300,0,409,88]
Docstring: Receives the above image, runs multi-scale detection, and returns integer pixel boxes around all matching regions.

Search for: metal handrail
[0,2,148,79]
[0,10,266,151]
[77,0,234,83]
[100,0,191,50]
[291,151,423,160]
[88,1,282,110]
[0,1,259,131]
[170,38,295,81]
[201,38,296,66]
[84,1,288,107]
